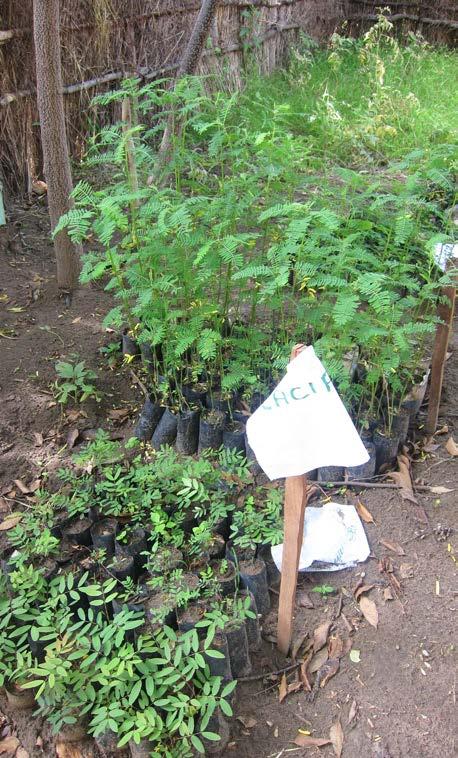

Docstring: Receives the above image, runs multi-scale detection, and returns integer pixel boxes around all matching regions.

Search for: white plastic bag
[270,503,370,572]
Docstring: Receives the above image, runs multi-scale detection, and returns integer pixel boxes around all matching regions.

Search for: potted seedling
[208,559,237,597]
[62,487,94,547]
[187,522,213,573]
[116,525,148,574]
[3,650,37,710]
[204,596,254,677]
[144,544,183,578]
[229,490,283,613]
[198,408,226,453]
[176,398,202,456]
[112,577,149,616]
[90,518,118,558]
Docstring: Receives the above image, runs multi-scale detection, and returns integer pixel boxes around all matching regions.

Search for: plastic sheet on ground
[271,502,370,573]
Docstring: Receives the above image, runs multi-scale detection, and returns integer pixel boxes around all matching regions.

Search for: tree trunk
[33,0,81,295]
[156,0,218,169]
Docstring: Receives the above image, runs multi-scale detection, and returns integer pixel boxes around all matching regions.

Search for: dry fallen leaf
[309,647,329,674]
[16,748,30,758]
[430,486,452,494]
[435,424,448,435]
[383,586,394,602]
[33,431,44,447]
[108,408,130,420]
[319,657,340,688]
[55,746,82,758]
[279,673,287,703]
[293,734,331,748]
[67,428,80,450]
[389,453,418,504]
[28,478,41,493]
[356,500,375,524]
[300,655,313,692]
[330,717,344,758]
[13,479,31,494]
[287,680,303,696]
[354,583,375,602]
[291,630,309,660]
[347,698,358,726]
[327,634,343,659]
[0,514,21,531]
[379,539,405,556]
[313,621,332,653]
[0,735,20,755]
[399,563,414,579]
[297,591,314,609]
[445,436,458,456]
[359,596,378,628]
[236,716,257,729]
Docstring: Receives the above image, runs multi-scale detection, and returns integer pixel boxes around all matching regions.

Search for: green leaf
[221,679,237,698]
[128,679,142,706]
[202,732,221,741]
[191,735,205,754]
[220,698,233,717]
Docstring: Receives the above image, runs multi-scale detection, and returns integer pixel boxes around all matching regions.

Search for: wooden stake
[277,473,309,655]
[426,281,456,435]
[277,343,309,656]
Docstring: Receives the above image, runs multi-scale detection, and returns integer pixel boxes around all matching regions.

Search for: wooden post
[426,278,456,435]
[277,344,309,656]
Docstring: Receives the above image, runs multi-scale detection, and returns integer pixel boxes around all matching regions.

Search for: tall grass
[237,32,458,169]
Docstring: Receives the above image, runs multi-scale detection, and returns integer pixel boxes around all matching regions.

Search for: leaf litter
[313,621,332,653]
[359,595,379,628]
[330,717,344,758]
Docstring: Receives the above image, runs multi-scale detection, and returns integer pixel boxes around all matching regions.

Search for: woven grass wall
[1,0,456,195]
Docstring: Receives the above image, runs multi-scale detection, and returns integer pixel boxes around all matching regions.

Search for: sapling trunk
[33,0,81,294]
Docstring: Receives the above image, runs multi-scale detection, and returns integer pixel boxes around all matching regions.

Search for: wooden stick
[277,342,308,656]
[277,474,308,656]
[316,480,452,493]
[426,282,456,435]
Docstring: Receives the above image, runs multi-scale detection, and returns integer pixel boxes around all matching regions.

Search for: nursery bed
[0,205,457,758]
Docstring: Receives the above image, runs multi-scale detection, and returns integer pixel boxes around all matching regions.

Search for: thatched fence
[1,0,456,195]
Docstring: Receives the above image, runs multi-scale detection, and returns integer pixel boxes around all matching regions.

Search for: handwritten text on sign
[246,347,369,480]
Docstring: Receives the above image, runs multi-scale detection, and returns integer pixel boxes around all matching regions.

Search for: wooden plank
[426,283,456,435]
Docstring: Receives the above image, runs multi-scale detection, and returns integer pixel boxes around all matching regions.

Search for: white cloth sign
[246,346,369,480]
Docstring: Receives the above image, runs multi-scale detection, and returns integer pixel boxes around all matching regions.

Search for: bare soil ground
[0,202,456,758]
